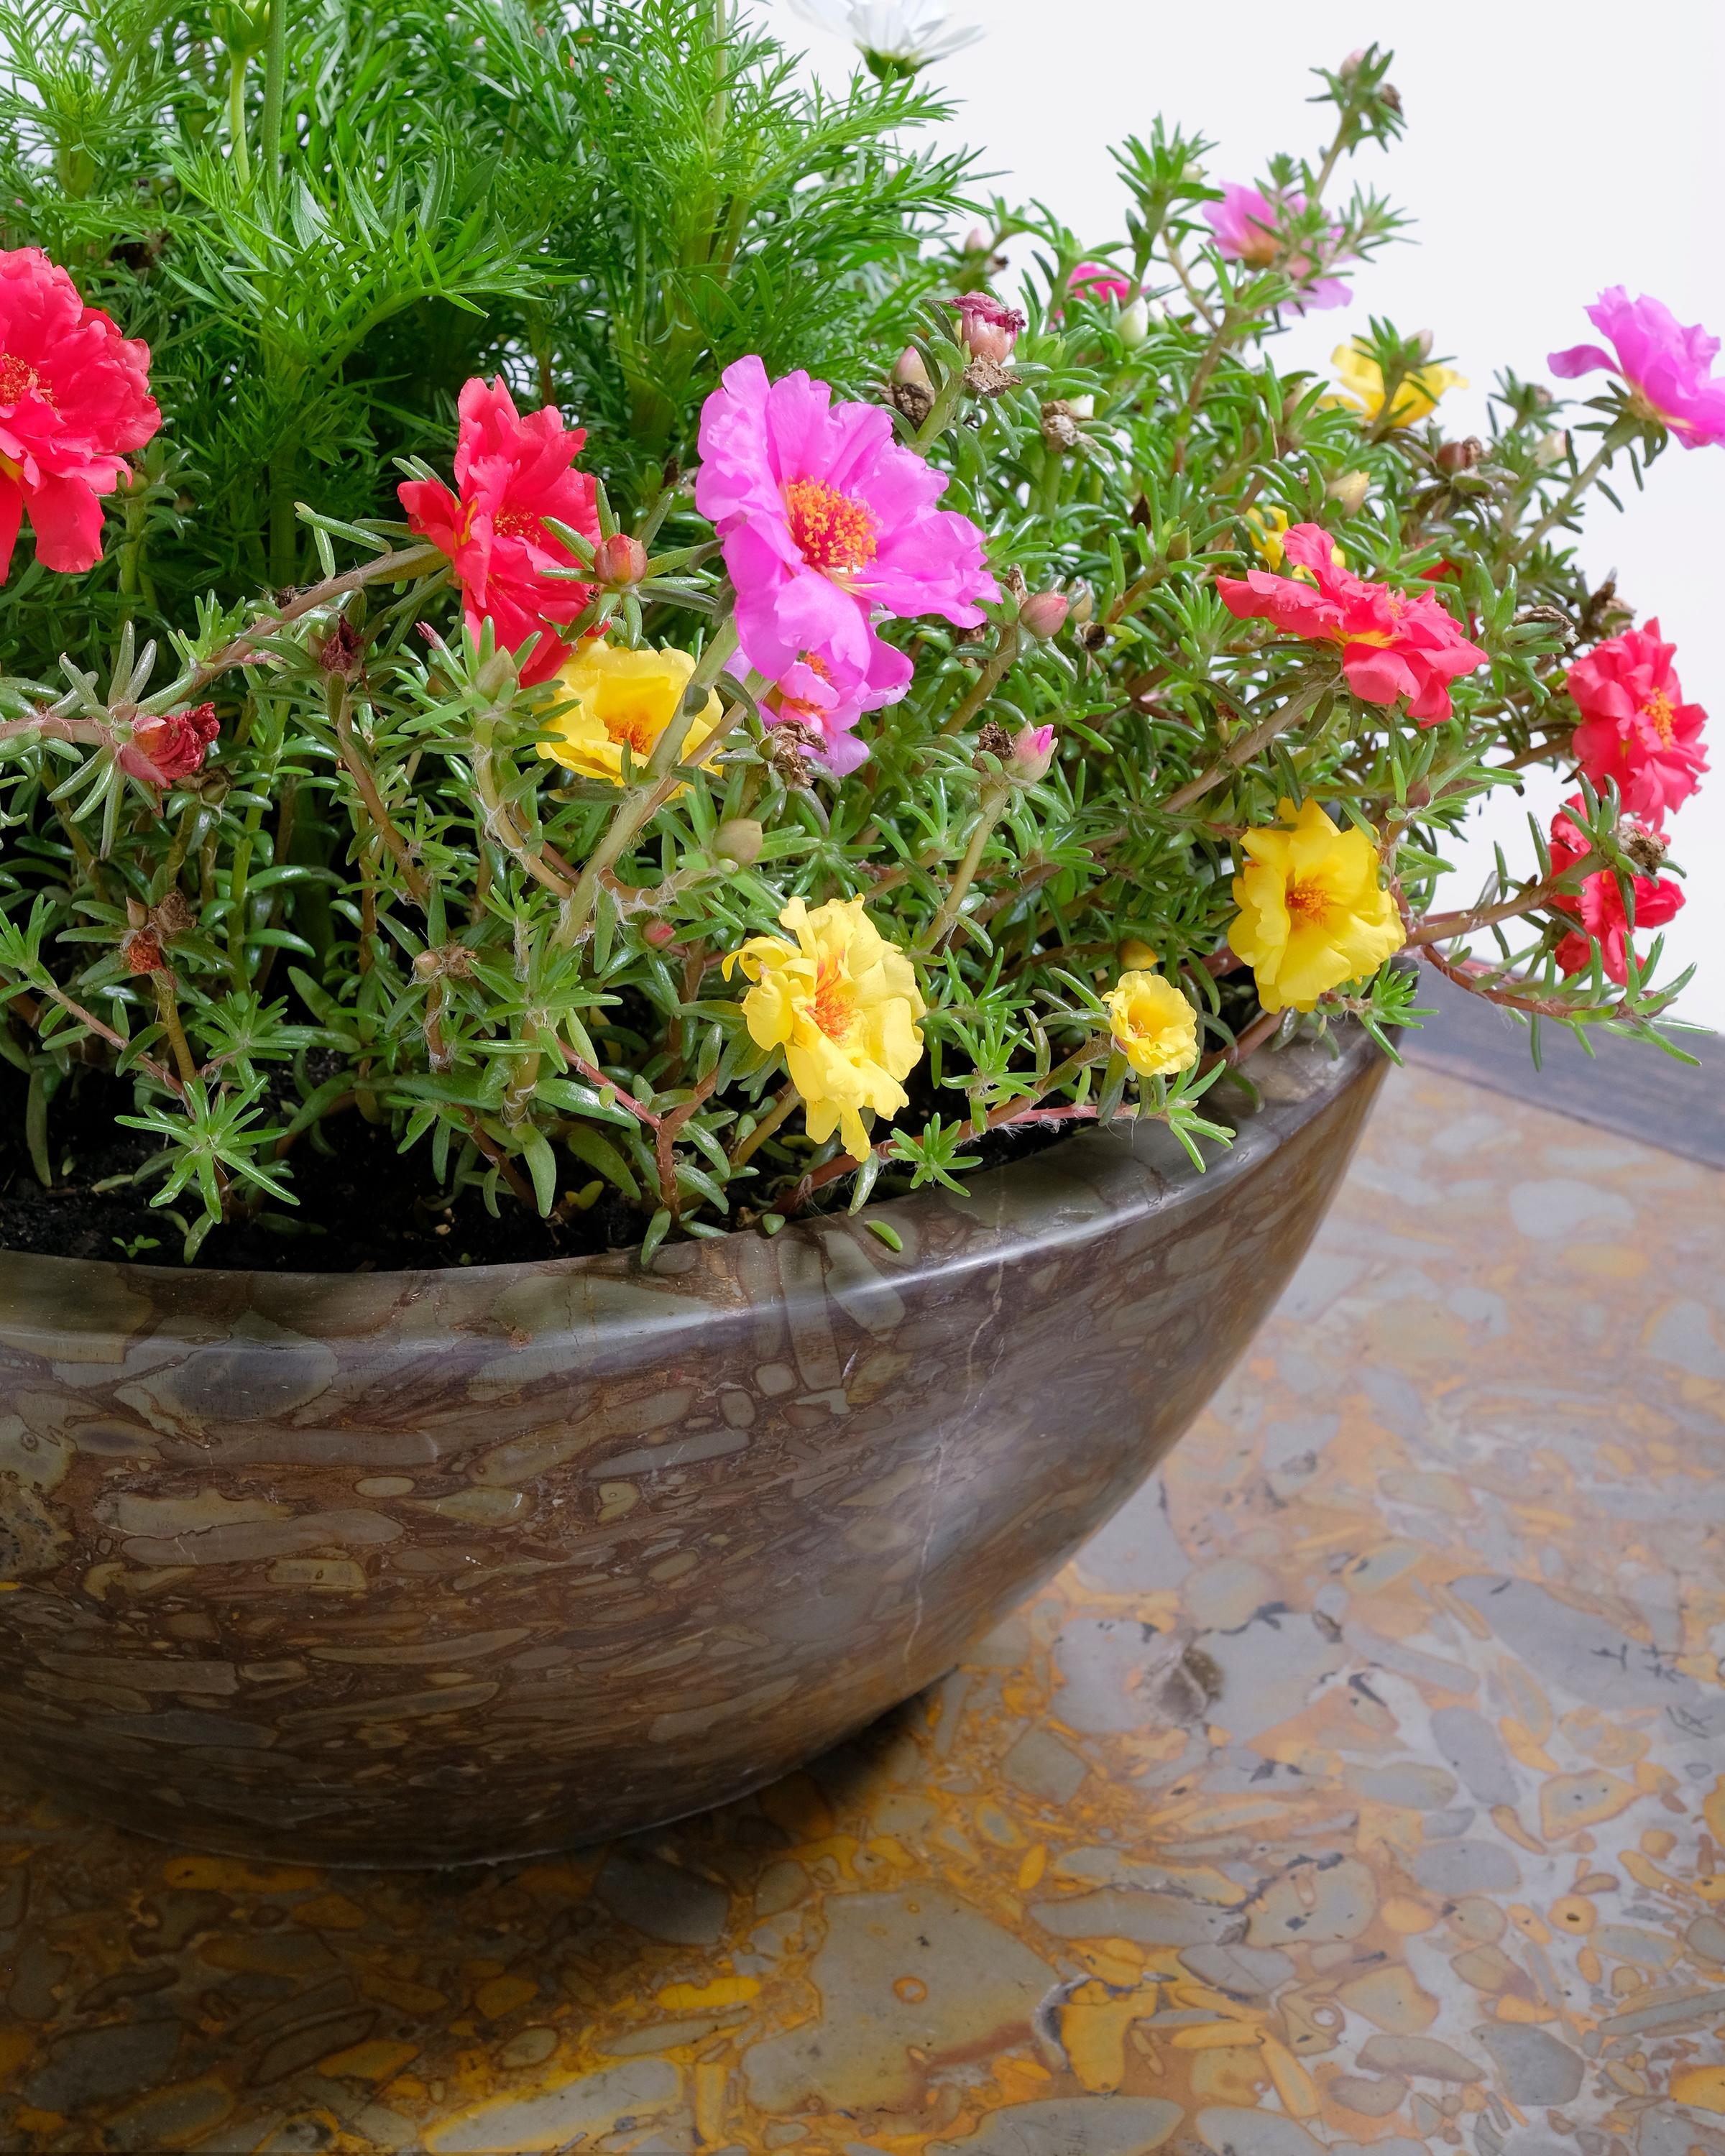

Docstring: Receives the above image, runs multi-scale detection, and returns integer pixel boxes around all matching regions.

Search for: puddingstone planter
[0,1026,1386,1867]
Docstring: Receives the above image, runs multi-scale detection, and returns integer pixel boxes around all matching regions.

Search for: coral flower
[1549,289,1725,449]
[1215,522,1487,723]
[724,895,925,1160]
[1105,970,1198,1077]
[399,377,599,688]
[1228,797,1405,1014]
[1203,184,1351,310]
[0,247,160,581]
[1330,341,1466,428]
[1568,620,1707,827]
[1067,262,1131,307]
[765,644,906,776]
[537,642,723,786]
[123,703,219,786]
[695,356,995,687]
[1547,796,1684,985]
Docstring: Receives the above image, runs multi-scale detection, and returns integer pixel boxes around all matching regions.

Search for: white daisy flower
[789,0,983,78]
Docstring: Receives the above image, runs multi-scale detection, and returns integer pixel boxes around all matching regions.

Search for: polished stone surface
[0,1061,1721,2154]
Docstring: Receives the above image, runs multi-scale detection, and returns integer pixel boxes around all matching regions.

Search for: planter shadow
[0,1026,1387,1865]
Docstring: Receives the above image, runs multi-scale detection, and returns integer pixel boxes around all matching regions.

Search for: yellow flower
[537,641,723,786]
[1117,936,1159,969]
[1245,505,1292,571]
[1105,970,1198,1078]
[1329,340,1466,428]
[724,896,926,1160]
[1228,797,1405,1014]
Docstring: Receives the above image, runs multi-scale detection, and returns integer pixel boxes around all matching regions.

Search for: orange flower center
[1641,688,1677,748]
[807,956,855,1042]
[0,352,44,405]
[493,505,543,543]
[783,478,878,576]
[1286,877,1332,926]
[602,704,659,758]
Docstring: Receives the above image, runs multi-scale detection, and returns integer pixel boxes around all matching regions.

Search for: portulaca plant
[0,3,1711,1266]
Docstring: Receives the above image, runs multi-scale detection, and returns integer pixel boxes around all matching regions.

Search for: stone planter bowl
[0,1027,1386,1866]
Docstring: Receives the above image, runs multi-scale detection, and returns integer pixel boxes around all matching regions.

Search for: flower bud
[1326,470,1371,515]
[890,346,934,428]
[1118,936,1159,970]
[1164,525,1191,561]
[1340,47,1367,75]
[1010,724,1056,781]
[1412,328,1434,361]
[642,920,677,949]
[893,345,932,389]
[1067,582,1095,627]
[1533,429,1569,468]
[1019,590,1070,640]
[593,533,648,587]
[714,816,764,867]
[947,292,1026,366]
[1435,436,1484,474]
[1117,295,1151,348]
[474,645,521,701]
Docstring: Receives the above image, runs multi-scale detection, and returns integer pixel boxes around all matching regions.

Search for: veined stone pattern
[0,1061,1721,2154]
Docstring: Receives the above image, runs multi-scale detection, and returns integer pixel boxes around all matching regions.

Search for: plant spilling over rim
[0,5,1708,1267]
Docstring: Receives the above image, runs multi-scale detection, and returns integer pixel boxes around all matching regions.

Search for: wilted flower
[789,0,980,75]
[398,377,599,687]
[1547,796,1685,984]
[0,247,160,581]
[1567,620,1707,826]
[947,292,1025,365]
[1203,183,1351,311]
[724,895,926,1160]
[123,702,219,785]
[1549,289,1725,448]
[1105,970,1198,1076]
[694,355,995,687]
[1330,340,1465,428]
[1229,797,1405,1013]
[537,642,723,786]
[1216,522,1487,723]
[765,646,905,776]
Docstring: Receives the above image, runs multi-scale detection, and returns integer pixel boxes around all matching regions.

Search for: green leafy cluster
[0,9,1695,1263]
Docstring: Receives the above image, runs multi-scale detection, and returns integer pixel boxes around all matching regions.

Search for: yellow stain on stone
[1673,2067,1725,2114]
[0,2029,34,2083]
[1015,1843,1046,1889]
[758,1772,834,1843]
[1261,2034,1320,2117]
[319,2039,421,2083]
[1499,1719,1560,1774]
[290,1893,369,1930]
[1563,1242,1647,1279]
[1059,1981,1162,2093]
[1494,1994,1558,2024]
[1336,1964,1438,2033]
[161,1854,321,1894]
[656,1977,759,2010]
[694,2058,728,2143]
[474,1975,539,2019]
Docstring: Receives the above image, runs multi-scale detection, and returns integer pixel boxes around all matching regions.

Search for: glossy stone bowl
[0,1028,1386,1866]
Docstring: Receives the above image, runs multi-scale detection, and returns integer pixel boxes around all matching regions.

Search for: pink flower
[1215,522,1487,724]
[694,355,996,683]
[947,291,1025,364]
[398,377,599,687]
[0,247,160,581]
[123,702,218,785]
[1547,795,1684,985]
[1567,619,1707,827]
[1202,183,1351,312]
[765,644,908,776]
[1011,723,1055,780]
[1067,262,1131,307]
[1549,289,1725,449]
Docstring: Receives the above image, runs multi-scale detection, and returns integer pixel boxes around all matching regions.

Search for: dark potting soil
[0,1055,1071,1273]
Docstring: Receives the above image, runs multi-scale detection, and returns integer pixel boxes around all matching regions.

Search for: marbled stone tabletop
[0,1061,1721,2156]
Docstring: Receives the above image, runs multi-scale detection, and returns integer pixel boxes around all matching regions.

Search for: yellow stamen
[783,478,878,576]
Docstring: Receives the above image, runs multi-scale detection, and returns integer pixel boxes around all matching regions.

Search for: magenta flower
[947,291,1025,364]
[766,643,911,776]
[1067,262,1131,307]
[1549,289,1725,449]
[1203,184,1351,312]
[695,356,997,683]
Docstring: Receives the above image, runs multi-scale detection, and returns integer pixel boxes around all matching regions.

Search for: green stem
[921,780,1009,952]
[227,49,250,186]
[1512,423,1634,566]
[260,0,287,183]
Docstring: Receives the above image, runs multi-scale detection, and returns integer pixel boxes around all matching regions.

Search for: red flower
[124,702,219,785]
[398,378,599,688]
[0,247,160,581]
[1215,522,1488,723]
[1567,619,1707,828]
[1547,795,1684,985]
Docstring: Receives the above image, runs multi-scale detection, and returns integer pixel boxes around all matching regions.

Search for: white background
[755,0,1725,1028]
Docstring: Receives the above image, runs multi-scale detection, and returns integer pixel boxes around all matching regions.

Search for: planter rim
[0,1025,1384,1337]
